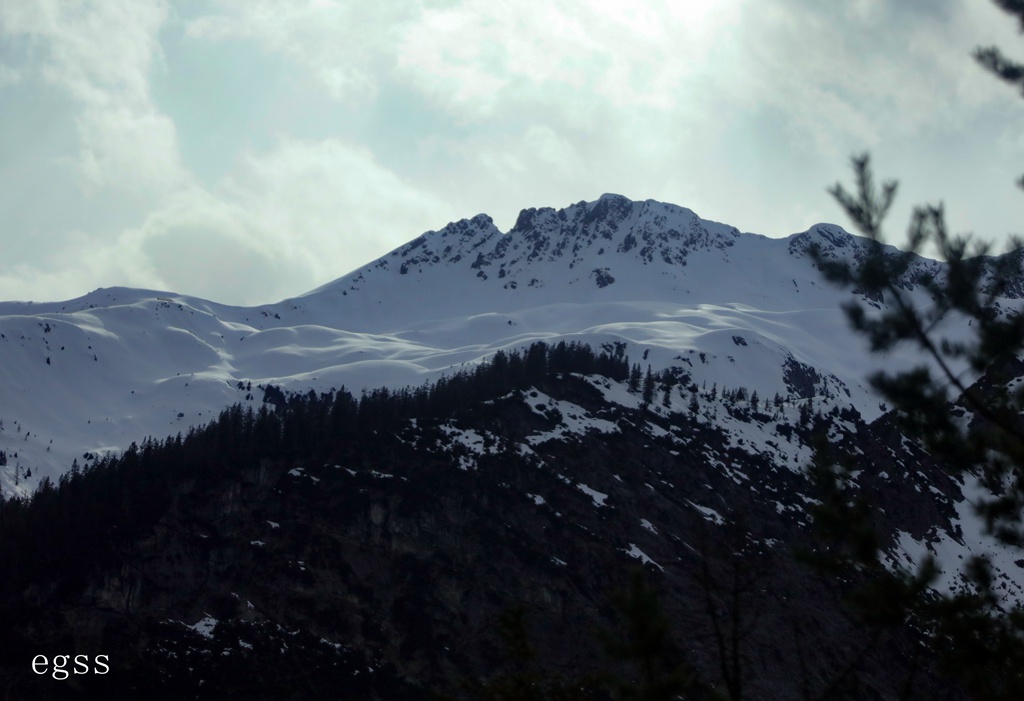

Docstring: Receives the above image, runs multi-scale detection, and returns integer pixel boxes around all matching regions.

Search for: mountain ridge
[0,194,1010,497]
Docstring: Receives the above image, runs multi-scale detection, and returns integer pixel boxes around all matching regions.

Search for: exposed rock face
[386,195,739,289]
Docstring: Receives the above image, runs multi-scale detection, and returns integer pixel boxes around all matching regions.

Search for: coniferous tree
[629,364,642,394]
[804,5,1024,693]
[810,154,1024,699]
[642,367,655,405]
[688,391,700,417]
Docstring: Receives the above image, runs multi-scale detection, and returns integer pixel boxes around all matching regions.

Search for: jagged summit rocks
[373,194,741,290]
[390,213,502,276]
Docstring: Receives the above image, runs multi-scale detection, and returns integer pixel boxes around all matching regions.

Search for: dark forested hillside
[0,341,972,699]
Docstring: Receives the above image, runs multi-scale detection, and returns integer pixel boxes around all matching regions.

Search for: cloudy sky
[1,0,1022,305]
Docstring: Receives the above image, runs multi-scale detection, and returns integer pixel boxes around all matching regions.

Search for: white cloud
[171,0,1024,244]
[0,63,20,88]
[0,0,187,193]
[726,1,1022,157]
[0,228,160,304]
[208,136,450,300]
[395,0,739,119]
[186,0,418,102]
[75,103,184,193]
[392,0,1019,164]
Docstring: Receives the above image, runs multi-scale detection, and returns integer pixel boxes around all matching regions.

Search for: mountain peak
[786,224,860,258]
[381,213,502,275]
[310,195,749,300]
[501,195,737,270]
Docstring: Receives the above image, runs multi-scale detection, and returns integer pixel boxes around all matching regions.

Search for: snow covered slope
[0,194,1005,495]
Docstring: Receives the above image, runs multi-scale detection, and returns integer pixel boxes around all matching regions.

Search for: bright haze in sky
[1,0,1022,306]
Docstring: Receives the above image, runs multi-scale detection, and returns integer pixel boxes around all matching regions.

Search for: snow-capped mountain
[0,194,967,496]
[3,194,1023,698]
